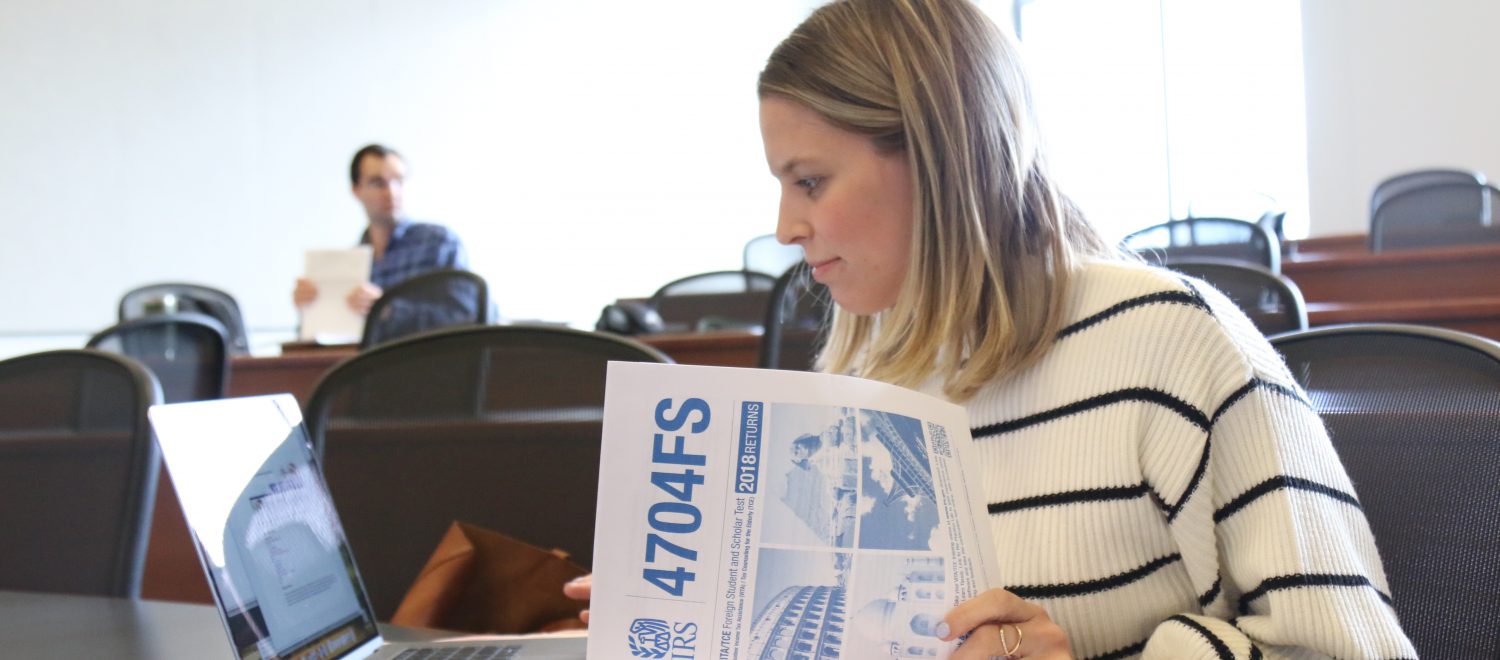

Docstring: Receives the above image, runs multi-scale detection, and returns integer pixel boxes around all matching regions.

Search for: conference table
[0,590,450,658]
[1283,234,1500,341]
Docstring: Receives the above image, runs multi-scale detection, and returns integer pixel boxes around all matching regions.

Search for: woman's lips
[808,257,841,280]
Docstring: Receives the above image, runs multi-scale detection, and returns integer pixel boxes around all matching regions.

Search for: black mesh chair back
[119,283,249,355]
[0,349,162,597]
[1122,217,1281,272]
[1166,259,1307,335]
[87,312,230,403]
[649,270,777,333]
[743,234,805,278]
[1369,181,1500,252]
[759,264,832,371]
[360,268,490,350]
[1271,324,1500,658]
[304,325,670,620]
[1370,168,1485,218]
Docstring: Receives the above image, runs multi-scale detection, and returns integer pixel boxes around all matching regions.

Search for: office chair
[1369,181,1500,252]
[87,312,230,403]
[759,263,832,371]
[360,268,491,350]
[0,349,162,598]
[1271,324,1500,658]
[1369,168,1485,219]
[743,234,805,278]
[649,270,777,334]
[119,282,250,355]
[304,324,670,620]
[1256,210,1287,243]
[1165,259,1307,336]
[1122,217,1281,272]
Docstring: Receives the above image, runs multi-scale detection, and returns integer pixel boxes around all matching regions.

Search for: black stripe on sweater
[973,388,1210,438]
[1009,553,1183,600]
[1165,615,1234,660]
[1258,379,1312,410]
[1238,573,1393,615]
[1166,425,1216,524]
[1249,644,1264,660]
[988,483,1152,515]
[1085,638,1149,660]
[1213,378,1313,420]
[1215,475,1363,524]
[1166,377,1313,523]
[1210,380,1260,423]
[1058,289,1212,340]
[1198,576,1222,609]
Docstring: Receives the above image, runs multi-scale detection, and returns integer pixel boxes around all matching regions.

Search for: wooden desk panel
[228,351,352,402]
[1283,233,1368,259]
[639,330,762,368]
[1283,242,1500,303]
[1277,234,1500,341]
[1305,297,1500,339]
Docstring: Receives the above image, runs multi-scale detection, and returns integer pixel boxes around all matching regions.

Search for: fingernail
[934,621,950,639]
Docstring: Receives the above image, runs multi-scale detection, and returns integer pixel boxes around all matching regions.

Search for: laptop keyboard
[392,646,521,660]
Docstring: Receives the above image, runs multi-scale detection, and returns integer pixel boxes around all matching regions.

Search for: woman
[577,1,1415,656]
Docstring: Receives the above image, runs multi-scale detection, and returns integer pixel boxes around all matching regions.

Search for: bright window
[988,0,1309,241]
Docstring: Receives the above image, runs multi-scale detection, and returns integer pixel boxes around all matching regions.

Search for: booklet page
[589,362,1000,659]
[299,247,372,343]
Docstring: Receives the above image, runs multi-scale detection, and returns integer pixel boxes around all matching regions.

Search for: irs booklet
[588,362,1000,659]
[298,246,372,343]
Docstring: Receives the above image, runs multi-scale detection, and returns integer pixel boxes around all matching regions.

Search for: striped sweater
[920,261,1416,659]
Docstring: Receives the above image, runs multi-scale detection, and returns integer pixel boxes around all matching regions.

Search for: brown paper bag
[390,521,588,634]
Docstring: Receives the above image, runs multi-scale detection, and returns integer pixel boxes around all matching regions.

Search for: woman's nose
[776,198,809,246]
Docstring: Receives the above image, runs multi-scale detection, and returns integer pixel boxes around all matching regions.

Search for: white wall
[9,0,1489,358]
[1300,0,1500,236]
[0,0,818,355]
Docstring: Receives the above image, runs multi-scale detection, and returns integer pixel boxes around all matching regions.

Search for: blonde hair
[759,0,1117,401]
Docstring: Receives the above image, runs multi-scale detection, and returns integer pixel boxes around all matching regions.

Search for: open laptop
[148,394,587,660]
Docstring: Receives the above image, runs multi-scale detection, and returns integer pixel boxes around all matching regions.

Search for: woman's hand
[563,574,592,625]
[937,588,1073,659]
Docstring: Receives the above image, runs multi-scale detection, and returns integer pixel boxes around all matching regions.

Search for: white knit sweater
[921,261,1416,659]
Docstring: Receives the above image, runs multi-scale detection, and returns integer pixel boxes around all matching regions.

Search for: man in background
[292,144,469,314]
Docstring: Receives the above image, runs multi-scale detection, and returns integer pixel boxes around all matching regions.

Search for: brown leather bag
[390,521,588,634]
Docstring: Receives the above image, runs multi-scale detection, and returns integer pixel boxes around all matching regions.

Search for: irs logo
[628,618,699,659]
[628,618,671,658]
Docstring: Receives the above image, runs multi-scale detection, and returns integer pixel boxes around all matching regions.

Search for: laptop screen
[149,395,380,660]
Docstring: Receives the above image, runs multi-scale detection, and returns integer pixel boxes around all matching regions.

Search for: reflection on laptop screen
[150,395,380,660]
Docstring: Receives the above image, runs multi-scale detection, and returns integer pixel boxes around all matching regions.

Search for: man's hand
[293,278,318,308]
[346,283,383,315]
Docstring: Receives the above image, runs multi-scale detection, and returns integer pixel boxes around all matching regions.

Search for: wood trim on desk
[1286,240,1500,268]
[1306,296,1500,339]
[637,330,762,368]
[1282,242,1500,303]
[1283,232,1369,258]
[228,352,353,401]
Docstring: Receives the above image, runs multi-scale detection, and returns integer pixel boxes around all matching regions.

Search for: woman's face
[760,96,915,315]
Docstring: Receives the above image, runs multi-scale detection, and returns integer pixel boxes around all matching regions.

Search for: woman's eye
[796,177,822,194]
